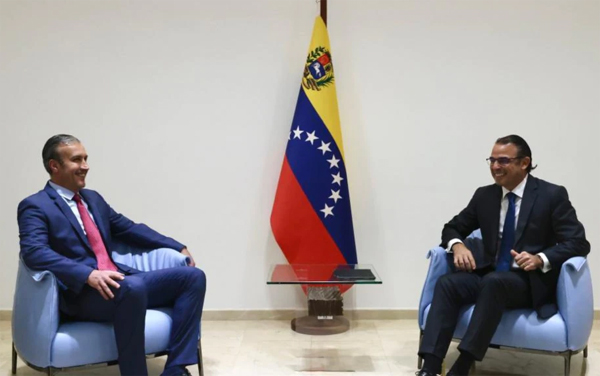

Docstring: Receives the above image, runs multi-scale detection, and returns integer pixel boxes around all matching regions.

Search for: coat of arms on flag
[304,46,334,91]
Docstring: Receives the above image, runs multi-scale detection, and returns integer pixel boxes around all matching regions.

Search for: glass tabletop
[267,264,382,285]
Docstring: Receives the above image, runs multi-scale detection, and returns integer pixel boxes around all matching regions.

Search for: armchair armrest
[418,230,481,329]
[12,258,60,368]
[556,256,593,351]
[111,242,189,272]
[418,247,451,328]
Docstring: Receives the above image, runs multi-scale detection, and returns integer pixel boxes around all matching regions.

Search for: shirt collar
[48,180,77,201]
[501,174,528,200]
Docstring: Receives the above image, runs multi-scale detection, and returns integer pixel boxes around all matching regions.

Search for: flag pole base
[291,315,350,335]
[291,286,348,335]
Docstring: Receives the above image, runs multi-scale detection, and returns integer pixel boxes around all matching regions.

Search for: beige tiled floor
[2,319,597,375]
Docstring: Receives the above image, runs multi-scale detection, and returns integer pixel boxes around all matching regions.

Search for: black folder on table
[332,268,376,281]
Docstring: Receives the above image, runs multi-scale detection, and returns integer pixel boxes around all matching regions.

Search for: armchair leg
[417,330,423,369]
[584,345,588,358]
[198,340,204,376]
[11,342,16,374]
[563,351,572,376]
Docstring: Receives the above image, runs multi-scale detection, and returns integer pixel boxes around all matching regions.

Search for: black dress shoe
[446,363,473,376]
[447,370,468,376]
[415,370,440,376]
[161,367,192,376]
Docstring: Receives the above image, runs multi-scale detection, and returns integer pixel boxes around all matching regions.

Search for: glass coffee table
[267,264,382,335]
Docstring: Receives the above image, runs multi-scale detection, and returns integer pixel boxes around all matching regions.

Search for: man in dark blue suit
[18,134,206,376]
[417,135,589,376]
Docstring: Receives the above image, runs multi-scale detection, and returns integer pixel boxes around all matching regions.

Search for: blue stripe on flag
[285,88,357,264]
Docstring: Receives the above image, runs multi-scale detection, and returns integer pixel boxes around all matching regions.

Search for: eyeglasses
[486,157,522,166]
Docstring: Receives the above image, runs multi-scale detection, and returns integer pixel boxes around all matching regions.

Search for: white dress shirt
[447,175,551,272]
[48,181,96,235]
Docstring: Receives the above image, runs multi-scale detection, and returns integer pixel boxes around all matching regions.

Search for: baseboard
[0,309,417,321]
[2,309,598,321]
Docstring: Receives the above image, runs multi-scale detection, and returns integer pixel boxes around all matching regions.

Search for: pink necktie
[73,194,118,271]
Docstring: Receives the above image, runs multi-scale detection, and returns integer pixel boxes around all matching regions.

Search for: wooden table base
[291,316,350,335]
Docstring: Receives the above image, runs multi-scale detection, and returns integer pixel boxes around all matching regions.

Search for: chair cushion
[422,304,568,352]
[51,308,173,368]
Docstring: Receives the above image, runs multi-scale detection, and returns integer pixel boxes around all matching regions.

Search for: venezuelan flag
[271,17,357,275]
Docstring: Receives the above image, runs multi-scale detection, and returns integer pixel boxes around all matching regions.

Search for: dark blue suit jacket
[18,183,185,295]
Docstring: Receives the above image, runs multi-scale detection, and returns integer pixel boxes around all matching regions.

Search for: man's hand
[511,250,543,271]
[452,243,476,272]
[86,270,125,300]
[181,247,196,267]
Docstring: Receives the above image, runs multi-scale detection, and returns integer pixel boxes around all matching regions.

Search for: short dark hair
[495,134,537,173]
[42,134,80,174]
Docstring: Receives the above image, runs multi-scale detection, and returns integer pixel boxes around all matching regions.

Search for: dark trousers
[62,267,206,376]
[419,269,532,361]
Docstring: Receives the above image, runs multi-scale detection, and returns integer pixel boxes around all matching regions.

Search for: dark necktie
[496,192,516,272]
[73,194,118,271]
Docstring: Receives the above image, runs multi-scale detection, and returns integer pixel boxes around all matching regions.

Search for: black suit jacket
[441,175,590,317]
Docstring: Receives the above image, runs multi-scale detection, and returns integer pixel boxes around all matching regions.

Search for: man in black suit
[417,135,590,376]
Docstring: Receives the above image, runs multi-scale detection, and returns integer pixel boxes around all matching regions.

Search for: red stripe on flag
[271,156,347,265]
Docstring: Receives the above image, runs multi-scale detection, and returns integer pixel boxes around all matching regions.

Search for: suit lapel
[487,185,502,253]
[44,183,92,250]
[515,176,538,246]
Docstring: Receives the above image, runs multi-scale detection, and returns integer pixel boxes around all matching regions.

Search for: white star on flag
[320,203,334,218]
[305,130,319,145]
[332,172,344,185]
[327,155,340,168]
[317,141,332,155]
[292,126,304,139]
[329,189,342,203]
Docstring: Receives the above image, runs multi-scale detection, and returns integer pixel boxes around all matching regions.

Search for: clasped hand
[181,247,196,267]
[86,270,125,300]
[511,250,543,271]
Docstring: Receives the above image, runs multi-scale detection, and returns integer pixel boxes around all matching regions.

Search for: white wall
[1,0,598,311]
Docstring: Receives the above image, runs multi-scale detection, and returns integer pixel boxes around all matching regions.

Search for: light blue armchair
[12,243,204,376]
[418,230,592,376]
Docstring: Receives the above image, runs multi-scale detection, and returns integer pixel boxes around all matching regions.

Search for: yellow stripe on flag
[302,16,346,161]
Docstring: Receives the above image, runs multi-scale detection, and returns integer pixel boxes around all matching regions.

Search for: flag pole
[320,0,327,25]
